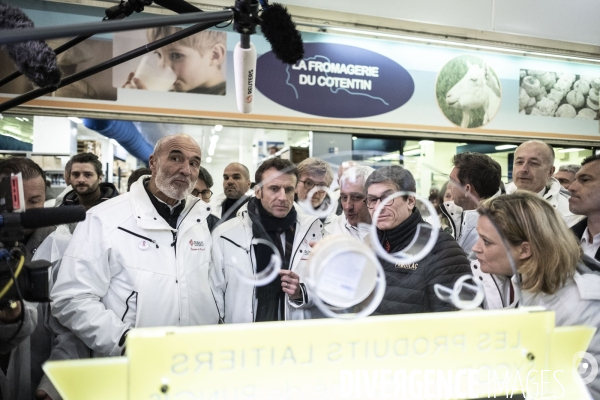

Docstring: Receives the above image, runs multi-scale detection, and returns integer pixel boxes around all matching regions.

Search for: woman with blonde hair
[472,190,600,397]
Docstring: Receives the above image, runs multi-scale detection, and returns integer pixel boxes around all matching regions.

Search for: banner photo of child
[113,27,226,95]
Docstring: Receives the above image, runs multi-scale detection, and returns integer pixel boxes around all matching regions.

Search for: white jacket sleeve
[51,213,129,357]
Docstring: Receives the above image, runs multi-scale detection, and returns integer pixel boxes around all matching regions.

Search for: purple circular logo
[256,43,414,118]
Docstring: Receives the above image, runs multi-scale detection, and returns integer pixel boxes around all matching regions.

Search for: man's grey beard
[155,167,193,201]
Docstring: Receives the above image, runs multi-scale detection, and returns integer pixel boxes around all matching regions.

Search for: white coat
[506,178,583,227]
[51,178,220,357]
[324,213,369,240]
[521,268,600,398]
[211,203,324,323]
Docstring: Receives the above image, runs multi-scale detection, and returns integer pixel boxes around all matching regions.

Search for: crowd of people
[1,135,599,399]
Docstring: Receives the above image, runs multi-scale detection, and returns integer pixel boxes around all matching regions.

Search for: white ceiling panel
[492,0,600,46]
[280,0,495,31]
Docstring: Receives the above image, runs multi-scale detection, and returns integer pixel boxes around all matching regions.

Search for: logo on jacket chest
[189,239,205,251]
[395,262,418,270]
[300,247,311,261]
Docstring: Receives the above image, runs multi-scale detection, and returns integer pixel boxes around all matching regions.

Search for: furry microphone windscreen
[260,3,304,65]
[0,1,62,87]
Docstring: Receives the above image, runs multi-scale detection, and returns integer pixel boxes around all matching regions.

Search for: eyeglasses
[193,189,213,200]
[298,179,329,192]
[365,195,395,209]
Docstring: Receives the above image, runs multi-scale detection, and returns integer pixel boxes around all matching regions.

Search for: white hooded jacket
[324,213,369,240]
[211,203,324,323]
[51,178,220,357]
[505,178,583,227]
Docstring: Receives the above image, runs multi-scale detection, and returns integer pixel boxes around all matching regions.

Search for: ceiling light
[323,26,600,64]
[214,124,223,132]
[352,136,357,140]
[418,140,434,146]
[495,144,518,150]
[206,157,212,163]
[209,135,219,143]
[558,148,586,153]
[22,117,29,122]
[15,117,23,121]
[68,117,83,124]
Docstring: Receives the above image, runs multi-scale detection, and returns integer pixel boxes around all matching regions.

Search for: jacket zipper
[118,227,159,248]
[171,198,202,256]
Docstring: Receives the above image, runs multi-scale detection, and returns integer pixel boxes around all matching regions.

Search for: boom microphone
[234,37,256,114]
[0,1,62,88]
[259,3,304,65]
[233,0,258,114]
[0,206,86,230]
[152,0,203,14]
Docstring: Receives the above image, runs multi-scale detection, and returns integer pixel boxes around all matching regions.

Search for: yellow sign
[44,307,595,399]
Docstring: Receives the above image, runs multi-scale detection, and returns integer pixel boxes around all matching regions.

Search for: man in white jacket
[505,140,582,226]
[51,134,220,357]
[325,165,373,240]
[448,152,502,254]
[211,158,324,323]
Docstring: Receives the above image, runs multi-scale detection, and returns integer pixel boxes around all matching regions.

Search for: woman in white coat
[472,191,600,398]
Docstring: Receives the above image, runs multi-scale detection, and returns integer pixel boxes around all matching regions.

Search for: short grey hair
[296,157,334,186]
[340,166,374,194]
[558,164,580,174]
[365,165,416,193]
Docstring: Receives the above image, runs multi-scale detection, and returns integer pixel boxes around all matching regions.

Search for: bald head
[517,140,555,165]
[148,134,202,204]
[225,162,250,180]
[513,140,555,193]
[153,134,201,159]
[223,162,252,199]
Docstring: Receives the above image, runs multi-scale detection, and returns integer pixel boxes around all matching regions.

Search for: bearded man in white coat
[51,134,220,357]
[211,158,324,323]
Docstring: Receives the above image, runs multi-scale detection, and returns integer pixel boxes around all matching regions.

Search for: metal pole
[0,10,233,45]
[0,19,225,112]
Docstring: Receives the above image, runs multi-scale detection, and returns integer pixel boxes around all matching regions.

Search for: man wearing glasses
[325,165,373,240]
[365,165,471,315]
[192,166,220,232]
[295,158,335,227]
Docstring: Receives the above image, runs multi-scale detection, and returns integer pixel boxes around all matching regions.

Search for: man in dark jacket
[365,165,472,314]
[569,153,600,263]
[60,153,119,210]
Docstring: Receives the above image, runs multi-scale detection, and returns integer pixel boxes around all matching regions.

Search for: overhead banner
[256,43,414,118]
[2,3,600,141]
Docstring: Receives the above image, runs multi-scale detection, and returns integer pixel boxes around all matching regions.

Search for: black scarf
[222,195,249,220]
[247,197,297,321]
[378,209,421,254]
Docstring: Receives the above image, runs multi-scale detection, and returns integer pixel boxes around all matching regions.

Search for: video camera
[0,172,85,308]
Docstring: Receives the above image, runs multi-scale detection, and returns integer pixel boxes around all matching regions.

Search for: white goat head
[445,60,488,111]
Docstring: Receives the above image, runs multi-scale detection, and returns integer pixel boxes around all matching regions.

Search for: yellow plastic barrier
[44,307,595,399]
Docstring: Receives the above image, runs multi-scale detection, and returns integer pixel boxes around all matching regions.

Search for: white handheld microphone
[233,35,256,114]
